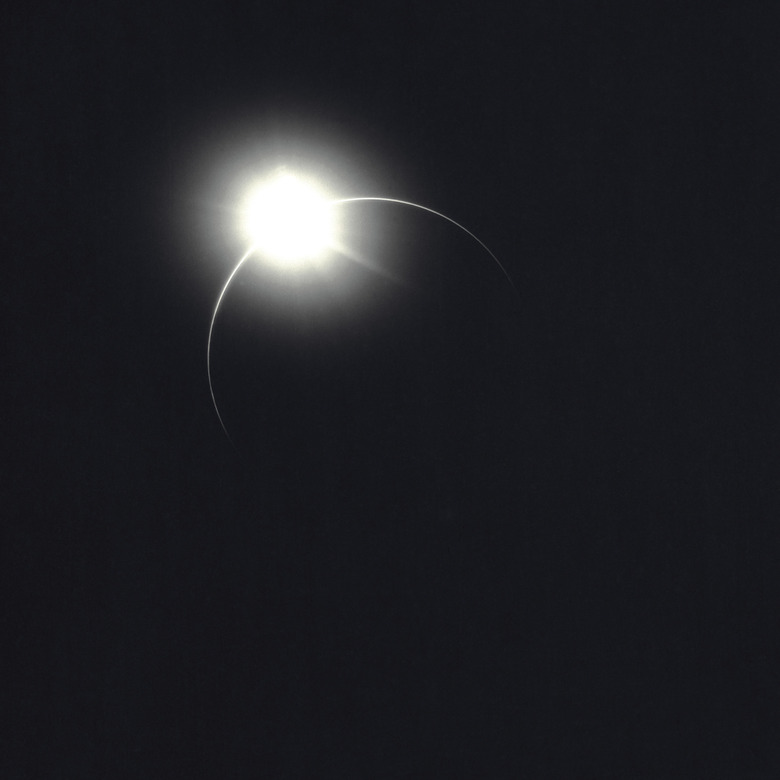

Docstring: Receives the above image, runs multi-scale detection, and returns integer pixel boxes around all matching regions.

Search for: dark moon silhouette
[209,200,520,507]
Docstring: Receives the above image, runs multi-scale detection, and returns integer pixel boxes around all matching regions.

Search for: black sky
[4,2,780,777]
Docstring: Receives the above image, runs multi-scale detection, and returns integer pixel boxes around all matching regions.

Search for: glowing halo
[207,197,516,445]
[241,173,336,267]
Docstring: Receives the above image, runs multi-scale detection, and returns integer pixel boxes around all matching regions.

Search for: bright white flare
[242,173,335,267]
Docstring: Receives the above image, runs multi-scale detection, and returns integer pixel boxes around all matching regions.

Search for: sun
[241,172,336,268]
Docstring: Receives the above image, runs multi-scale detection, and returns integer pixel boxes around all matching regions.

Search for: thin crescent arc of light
[332,197,517,294]
[207,197,516,444]
[207,246,255,444]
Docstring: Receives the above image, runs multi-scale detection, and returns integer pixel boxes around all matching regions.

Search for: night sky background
[4,2,780,777]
